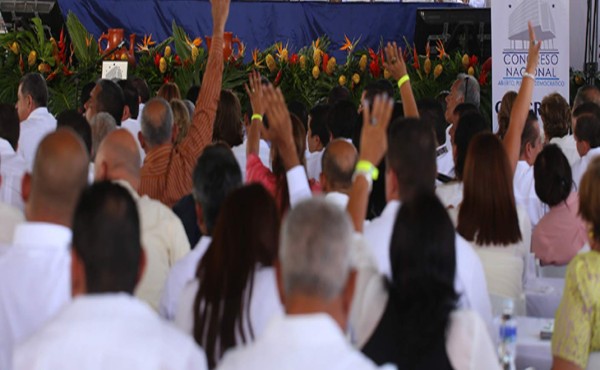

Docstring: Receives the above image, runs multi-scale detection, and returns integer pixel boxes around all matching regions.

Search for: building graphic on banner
[492,0,569,132]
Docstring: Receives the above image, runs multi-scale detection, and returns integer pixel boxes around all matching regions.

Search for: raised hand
[210,0,230,35]
[359,94,395,166]
[526,21,541,75]
[244,70,266,117]
[383,42,408,80]
[262,85,299,170]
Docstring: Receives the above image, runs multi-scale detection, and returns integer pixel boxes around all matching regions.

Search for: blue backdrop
[56,1,463,61]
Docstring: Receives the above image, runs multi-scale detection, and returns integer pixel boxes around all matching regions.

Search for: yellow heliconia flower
[384,69,391,79]
[191,45,199,62]
[339,75,347,86]
[266,54,277,73]
[37,63,51,73]
[9,42,19,55]
[313,49,322,68]
[434,64,443,80]
[299,55,306,70]
[462,54,470,69]
[159,57,167,74]
[359,55,367,72]
[352,73,360,84]
[276,43,288,62]
[164,46,172,58]
[468,66,475,76]
[312,65,320,79]
[424,58,432,75]
[326,57,336,75]
[27,51,37,67]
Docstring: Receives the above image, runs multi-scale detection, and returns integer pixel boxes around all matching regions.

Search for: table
[525,278,565,319]
[55,0,464,62]
[516,316,553,370]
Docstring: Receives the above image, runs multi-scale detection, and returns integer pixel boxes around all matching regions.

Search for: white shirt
[325,191,349,209]
[513,160,547,227]
[174,267,284,354]
[17,107,56,169]
[0,138,26,211]
[121,119,145,164]
[216,314,394,370]
[0,201,23,244]
[437,147,455,178]
[550,135,579,167]
[363,201,493,334]
[350,269,499,370]
[159,236,212,320]
[233,139,271,182]
[115,181,191,311]
[14,294,208,370]
[0,222,71,369]
[572,147,600,189]
[436,181,464,209]
[306,149,324,181]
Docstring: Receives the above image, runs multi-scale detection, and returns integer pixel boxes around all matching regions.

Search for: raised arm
[182,0,230,156]
[383,42,418,118]
[347,95,394,232]
[503,22,541,174]
[245,71,265,157]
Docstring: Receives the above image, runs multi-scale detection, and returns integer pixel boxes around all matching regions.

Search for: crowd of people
[1,0,599,369]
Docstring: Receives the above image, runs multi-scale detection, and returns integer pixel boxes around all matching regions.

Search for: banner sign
[492,0,569,133]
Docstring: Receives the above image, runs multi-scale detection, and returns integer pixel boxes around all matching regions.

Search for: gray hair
[279,198,353,300]
[183,99,195,119]
[140,97,173,148]
[455,73,480,108]
[90,112,117,160]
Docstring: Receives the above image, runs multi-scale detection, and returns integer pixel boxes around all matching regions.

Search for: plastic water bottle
[498,299,517,370]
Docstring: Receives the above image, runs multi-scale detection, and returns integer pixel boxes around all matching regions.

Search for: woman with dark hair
[532,144,588,265]
[454,133,531,301]
[174,184,283,369]
[213,90,243,147]
[354,192,499,370]
[245,71,320,214]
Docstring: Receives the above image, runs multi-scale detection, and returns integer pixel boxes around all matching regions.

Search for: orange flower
[340,35,353,51]
[276,43,288,62]
[436,40,448,60]
[252,48,264,68]
[412,44,420,70]
[185,36,202,48]
[136,34,156,53]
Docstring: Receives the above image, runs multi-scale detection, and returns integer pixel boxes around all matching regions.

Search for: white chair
[587,352,600,370]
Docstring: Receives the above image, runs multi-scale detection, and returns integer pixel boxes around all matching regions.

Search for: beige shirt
[115,180,190,310]
[0,201,24,244]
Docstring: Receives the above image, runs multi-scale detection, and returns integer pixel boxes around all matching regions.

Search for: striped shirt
[139,35,224,207]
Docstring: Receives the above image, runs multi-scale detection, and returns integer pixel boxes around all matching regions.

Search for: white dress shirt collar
[263,313,345,345]
[13,222,71,249]
[25,107,52,121]
[325,191,349,209]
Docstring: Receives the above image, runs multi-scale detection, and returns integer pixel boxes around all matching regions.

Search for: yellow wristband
[251,113,263,122]
[397,75,410,89]
[355,160,379,181]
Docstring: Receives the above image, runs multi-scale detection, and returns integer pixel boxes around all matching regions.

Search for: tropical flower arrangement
[0,13,594,119]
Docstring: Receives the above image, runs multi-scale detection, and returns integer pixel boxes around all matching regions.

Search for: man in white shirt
[0,130,89,369]
[513,111,546,226]
[321,139,357,209]
[572,114,600,188]
[0,108,27,210]
[159,143,242,319]
[15,73,57,168]
[217,198,393,370]
[0,186,23,244]
[305,104,331,180]
[119,79,146,164]
[361,118,493,334]
[94,130,190,310]
[14,181,207,370]
[131,77,151,125]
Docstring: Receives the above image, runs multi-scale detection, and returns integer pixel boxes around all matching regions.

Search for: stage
[56,0,464,61]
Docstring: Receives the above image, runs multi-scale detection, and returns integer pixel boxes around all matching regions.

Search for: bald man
[0,129,88,369]
[94,130,190,310]
[320,139,358,209]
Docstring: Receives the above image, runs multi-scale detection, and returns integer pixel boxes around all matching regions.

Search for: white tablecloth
[516,316,553,370]
[525,278,565,319]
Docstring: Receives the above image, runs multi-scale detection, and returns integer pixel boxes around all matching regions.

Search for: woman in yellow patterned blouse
[552,155,600,370]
